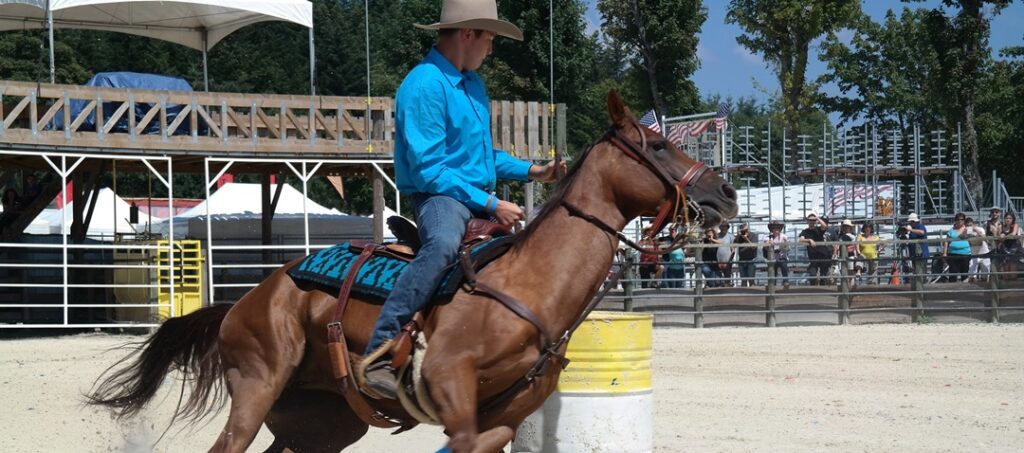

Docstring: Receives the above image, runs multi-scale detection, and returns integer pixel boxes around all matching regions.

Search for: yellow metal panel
[557,311,653,394]
[156,240,203,318]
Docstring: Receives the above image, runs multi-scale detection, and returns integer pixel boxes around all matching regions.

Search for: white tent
[176,182,341,218]
[32,187,164,237]
[0,0,315,92]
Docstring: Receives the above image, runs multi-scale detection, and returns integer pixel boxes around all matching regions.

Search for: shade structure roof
[0,0,313,50]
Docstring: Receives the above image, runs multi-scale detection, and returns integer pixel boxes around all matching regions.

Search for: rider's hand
[493,200,525,227]
[529,160,567,183]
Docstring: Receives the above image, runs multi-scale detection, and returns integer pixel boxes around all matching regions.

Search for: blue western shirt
[393,48,532,214]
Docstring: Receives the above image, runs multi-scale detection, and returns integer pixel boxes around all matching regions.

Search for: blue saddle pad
[287,237,513,301]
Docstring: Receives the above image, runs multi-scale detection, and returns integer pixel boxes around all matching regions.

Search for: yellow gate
[156,240,203,319]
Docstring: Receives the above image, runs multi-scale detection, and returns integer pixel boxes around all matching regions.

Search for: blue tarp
[50,72,205,135]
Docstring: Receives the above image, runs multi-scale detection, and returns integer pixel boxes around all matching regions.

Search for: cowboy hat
[908,213,920,222]
[841,219,854,227]
[415,0,524,41]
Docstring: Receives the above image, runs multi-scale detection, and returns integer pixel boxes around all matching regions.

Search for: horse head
[598,90,739,229]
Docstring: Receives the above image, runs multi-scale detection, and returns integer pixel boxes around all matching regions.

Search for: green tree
[597,0,706,118]
[818,8,944,130]
[915,0,1013,201]
[726,0,860,165]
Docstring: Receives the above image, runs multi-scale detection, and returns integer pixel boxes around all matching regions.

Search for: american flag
[827,184,894,215]
[715,102,730,131]
[638,109,661,133]
[666,119,713,145]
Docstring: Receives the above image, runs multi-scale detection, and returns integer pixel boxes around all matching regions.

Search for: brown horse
[89,91,738,453]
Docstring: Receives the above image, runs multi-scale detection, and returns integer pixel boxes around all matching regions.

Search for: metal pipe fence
[605,235,1024,327]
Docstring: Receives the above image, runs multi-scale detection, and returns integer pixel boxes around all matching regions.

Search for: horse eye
[651,141,667,153]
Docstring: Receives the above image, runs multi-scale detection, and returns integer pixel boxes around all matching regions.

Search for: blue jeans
[365,195,473,354]
[701,263,721,287]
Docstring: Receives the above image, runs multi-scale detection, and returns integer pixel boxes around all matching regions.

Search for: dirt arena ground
[1,323,1021,452]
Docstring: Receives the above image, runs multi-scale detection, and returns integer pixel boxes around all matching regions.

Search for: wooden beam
[36,98,64,131]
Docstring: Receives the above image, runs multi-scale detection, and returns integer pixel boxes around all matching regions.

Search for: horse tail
[87,303,233,422]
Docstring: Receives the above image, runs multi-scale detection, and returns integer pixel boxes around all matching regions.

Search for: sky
[583,1,1024,111]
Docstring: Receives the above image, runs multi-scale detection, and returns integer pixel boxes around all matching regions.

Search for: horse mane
[513,135,604,245]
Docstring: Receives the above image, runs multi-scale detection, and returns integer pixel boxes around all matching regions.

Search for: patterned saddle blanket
[287,236,513,301]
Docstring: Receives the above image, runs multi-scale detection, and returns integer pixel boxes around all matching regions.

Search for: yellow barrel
[513,311,654,453]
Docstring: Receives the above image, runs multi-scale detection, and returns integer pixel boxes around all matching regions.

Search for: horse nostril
[721,184,738,201]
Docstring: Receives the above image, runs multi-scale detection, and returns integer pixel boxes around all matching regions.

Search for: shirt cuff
[467,188,493,214]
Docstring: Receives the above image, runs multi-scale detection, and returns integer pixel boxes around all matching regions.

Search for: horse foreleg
[425,355,513,453]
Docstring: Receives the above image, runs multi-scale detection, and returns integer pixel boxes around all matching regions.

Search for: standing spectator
[700,228,722,287]
[839,219,860,285]
[1001,212,1021,280]
[856,223,883,284]
[0,188,21,232]
[903,213,930,279]
[638,227,664,288]
[800,214,833,285]
[942,213,971,282]
[734,223,757,286]
[764,220,790,289]
[664,246,686,288]
[21,174,41,204]
[985,208,1004,274]
[964,217,990,282]
[716,222,735,286]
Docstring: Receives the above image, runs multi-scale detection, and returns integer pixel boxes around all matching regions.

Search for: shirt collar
[427,47,465,88]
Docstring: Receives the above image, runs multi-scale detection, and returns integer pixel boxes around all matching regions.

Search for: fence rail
[608,235,1024,327]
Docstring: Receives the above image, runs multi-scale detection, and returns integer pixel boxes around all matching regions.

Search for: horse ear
[606,90,635,127]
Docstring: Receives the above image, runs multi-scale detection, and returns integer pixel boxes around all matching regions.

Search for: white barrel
[512,311,653,453]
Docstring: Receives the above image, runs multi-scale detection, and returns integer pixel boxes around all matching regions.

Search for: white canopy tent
[176,182,341,218]
[30,187,165,237]
[0,0,315,92]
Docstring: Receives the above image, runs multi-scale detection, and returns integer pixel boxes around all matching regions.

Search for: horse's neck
[509,170,629,338]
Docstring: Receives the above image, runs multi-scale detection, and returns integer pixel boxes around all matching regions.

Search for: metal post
[202,30,210,92]
[989,258,1001,323]
[309,27,316,96]
[47,4,55,84]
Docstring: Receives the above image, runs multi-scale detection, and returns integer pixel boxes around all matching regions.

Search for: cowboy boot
[363,359,398,399]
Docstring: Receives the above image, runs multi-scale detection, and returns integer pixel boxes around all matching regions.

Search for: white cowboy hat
[414,0,524,41]
[908,213,920,222]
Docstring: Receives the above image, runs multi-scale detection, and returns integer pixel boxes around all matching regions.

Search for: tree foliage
[726,0,860,166]
[596,0,706,118]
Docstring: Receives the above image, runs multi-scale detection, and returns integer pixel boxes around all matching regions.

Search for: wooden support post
[838,245,851,325]
[372,170,384,244]
[694,251,705,328]
[623,252,635,312]
[989,262,1001,323]
[261,175,274,278]
[912,258,925,322]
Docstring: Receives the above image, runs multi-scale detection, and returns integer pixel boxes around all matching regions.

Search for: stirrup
[356,339,395,400]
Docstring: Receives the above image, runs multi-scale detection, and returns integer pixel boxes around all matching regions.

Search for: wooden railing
[0,80,566,159]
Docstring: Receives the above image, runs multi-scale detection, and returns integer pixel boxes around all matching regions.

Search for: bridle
[560,119,710,255]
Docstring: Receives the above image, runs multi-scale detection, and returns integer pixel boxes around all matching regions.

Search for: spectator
[856,223,883,284]
[664,246,686,288]
[985,208,1004,274]
[963,217,990,283]
[839,219,860,285]
[942,213,971,282]
[21,174,41,204]
[903,213,930,278]
[764,220,790,289]
[700,228,722,287]
[716,222,735,286]
[1001,212,1021,280]
[734,223,757,286]
[0,188,21,232]
[638,227,664,288]
[800,213,833,285]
